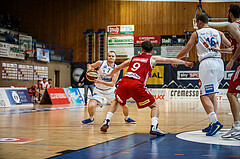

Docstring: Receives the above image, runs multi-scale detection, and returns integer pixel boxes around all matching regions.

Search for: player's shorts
[91,87,115,106]
[199,57,224,96]
[115,78,155,109]
[228,63,240,93]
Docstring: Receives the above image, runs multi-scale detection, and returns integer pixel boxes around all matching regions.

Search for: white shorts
[91,87,115,106]
[199,58,224,96]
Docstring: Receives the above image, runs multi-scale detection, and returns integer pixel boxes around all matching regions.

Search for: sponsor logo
[205,84,214,94]
[170,90,199,97]
[139,99,150,106]
[150,72,163,79]
[109,26,120,34]
[11,91,21,104]
[132,58,148,63]
[50,93,67,99]
[125,72,140,79]
[177,71,199,80]
[152,95,165,100]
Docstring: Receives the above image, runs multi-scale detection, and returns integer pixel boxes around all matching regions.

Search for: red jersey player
[100,41,193,136]
[216,4,240,139]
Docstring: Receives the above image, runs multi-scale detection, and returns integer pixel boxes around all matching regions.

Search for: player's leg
[84,85,88,105]
[148,102,165,136]
[199,59,223,136]
[81,99,98,124]
[222,92,240,138]
[121,104,136,124]
[100,99,119,132]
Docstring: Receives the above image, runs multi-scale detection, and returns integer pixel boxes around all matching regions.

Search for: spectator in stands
[47,79,52,88]
[6,31,18,44]
[78,69,94,105]
[41,78,48,90]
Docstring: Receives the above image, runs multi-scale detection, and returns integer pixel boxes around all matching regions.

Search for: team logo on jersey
[139,99,150,106]
[103,65,107,69]
[205,84,214,94]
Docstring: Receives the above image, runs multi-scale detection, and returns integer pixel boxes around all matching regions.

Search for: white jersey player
[81,51,136,125]
[176,13,231,136]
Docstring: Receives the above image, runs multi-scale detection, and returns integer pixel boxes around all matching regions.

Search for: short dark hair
[48,78,52,81]
[43,78,46,80]
[37,80,41,83]
[196,13,208,24]
[141,41,153,53]
[229,4,240,18]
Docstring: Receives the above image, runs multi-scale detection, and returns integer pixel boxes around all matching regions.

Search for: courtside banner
[0,88,11,107]
[47,88,69,105]
[4,88,33,106]
[64,88,84,104]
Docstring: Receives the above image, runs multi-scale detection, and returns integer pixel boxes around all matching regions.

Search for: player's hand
[226,60,234,71]
[78,83,81,86]
[185,62,194,68]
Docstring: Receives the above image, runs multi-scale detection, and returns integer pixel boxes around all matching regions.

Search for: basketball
[86,69,98,81]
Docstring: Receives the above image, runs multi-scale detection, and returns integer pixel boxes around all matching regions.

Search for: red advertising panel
[108,26,121,35]
[47,88,70,105]
[134,36,161,44]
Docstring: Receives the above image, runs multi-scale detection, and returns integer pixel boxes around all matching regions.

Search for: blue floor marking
[49,133,240,159]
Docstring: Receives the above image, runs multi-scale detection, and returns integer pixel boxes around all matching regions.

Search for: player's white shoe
[221,124,240,138]
[150,124,165,136]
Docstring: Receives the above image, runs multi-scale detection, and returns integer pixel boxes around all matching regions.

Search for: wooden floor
[0,101,235,158]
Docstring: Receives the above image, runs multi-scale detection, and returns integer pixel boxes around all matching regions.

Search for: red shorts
[228,64,240,93]
[115,78,155,109]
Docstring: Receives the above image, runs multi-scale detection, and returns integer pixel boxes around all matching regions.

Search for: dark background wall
[1,0,239,62]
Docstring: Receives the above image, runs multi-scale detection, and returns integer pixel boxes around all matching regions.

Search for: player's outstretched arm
[152,56,193,68]
[108,59,131,76]
[176,32,197,59]
[87,61,102,70]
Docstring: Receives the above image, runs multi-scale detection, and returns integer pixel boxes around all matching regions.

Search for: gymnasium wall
[1,0,239,62]
[0,58,71,88]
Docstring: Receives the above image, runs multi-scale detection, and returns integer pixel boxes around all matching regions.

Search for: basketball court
[1,0,240,158]
[0,101,239,158]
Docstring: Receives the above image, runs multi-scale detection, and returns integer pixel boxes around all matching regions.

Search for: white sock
[106,112,114,120]
[152,117,158,128]
[90,116,94,121]
[234,121,240,127]
[124,116,129,120]
[208,112,218,123]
